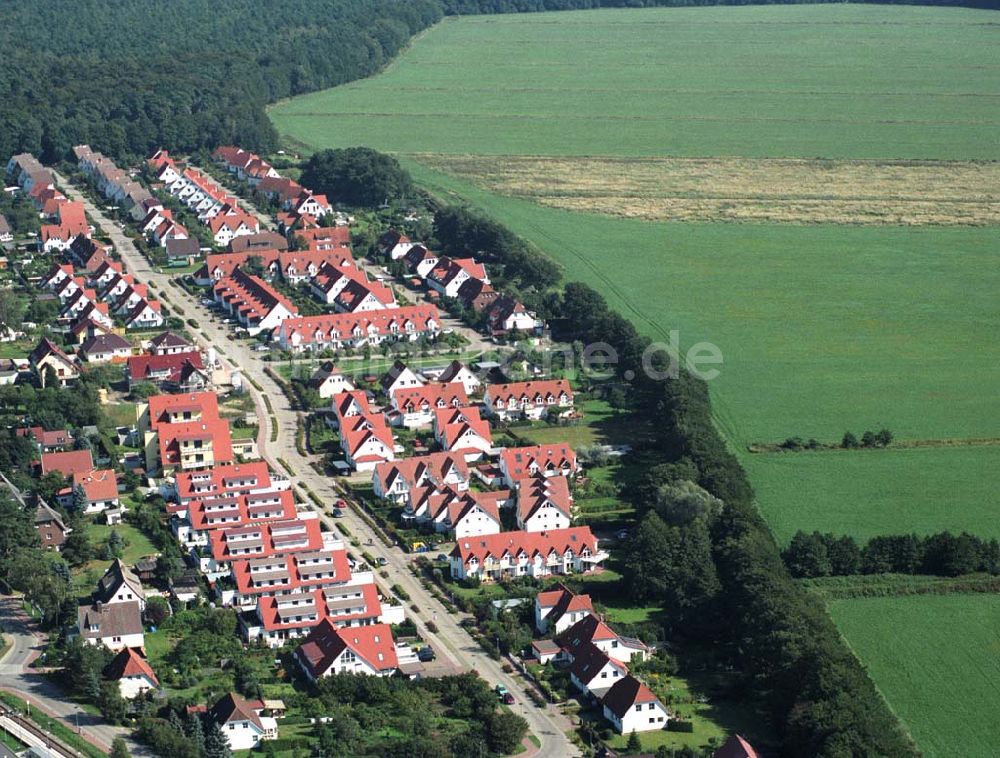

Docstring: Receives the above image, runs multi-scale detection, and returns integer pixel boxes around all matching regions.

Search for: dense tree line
[441,0,1000,13]
[784,530,1000,578]
[432,205,561,294]
[0,0,443,162]
[301,147,416,207]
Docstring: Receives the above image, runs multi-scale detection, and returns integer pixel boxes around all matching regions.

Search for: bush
[667,719,695,733]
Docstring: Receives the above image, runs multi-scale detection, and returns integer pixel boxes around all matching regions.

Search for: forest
[2,0,996,165]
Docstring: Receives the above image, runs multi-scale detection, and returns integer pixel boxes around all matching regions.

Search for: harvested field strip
[411,154,1000,225]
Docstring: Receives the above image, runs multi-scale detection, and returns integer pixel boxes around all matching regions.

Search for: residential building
[449,527,607,582]
[433,360,482,395]
[206,693,278,751]
[80,333,132,363]
[77,600,144,651]
[40,449,94,477]
[29,338,79,387]
[499,444,578,489]
[426,257,489,299]
[213,268,298,336]
[517,475,573,532]
[339,413,395,472]
[601,675,668,734]
[308,362,355,399]
[534,584,594,635]
[104,648,159,699]
[557,614,651,665]
[389,383,469,428]
[66,469,120,514]
[484,380,574,421]
[432,406,493,462]
[569,642,629,697]
[274,306,441,352]
[148,330,197,355]
[372,452,470,505]
[380,361,423,395]
[296,620,399,680]
[34,500,70,551]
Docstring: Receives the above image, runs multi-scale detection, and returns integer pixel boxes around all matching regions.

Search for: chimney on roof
[95,601,104,613]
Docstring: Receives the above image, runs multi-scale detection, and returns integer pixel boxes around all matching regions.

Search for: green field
[830,594,1000,758]
[272,12,1000,750]
[271,6,1000,160]
[744,445,1000,544]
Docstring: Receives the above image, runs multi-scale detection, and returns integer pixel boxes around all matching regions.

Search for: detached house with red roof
[534,584,594,635]
[40,449,94,478]
[601,675,669,734]
[66,469,120,515]
[500,444,578,489]
[433,406,493,462]
[213,268,298,337]
[449,526,607,582]
[484,380,575,421]
[426,257,489,299]
[296,619,400,680]
[517,475,573,532]
[205,692,278,751]
[409,488,504,538]
[104,647,159,699]
[378,229,415,260]
[389,383,469,429]
[372,452,470,505]
[339,413,395,472]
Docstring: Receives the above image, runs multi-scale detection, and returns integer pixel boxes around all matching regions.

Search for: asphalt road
[0,597,150,757]
[58,172,580,758]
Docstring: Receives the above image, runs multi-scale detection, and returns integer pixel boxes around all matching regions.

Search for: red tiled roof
[158,418,233,468]
[127,352,204,383]
[518,474,573,523]
[392,383,469,415]
[486,380,574,407]
[374,452,470,494]
[434,406,492,452]
[213,268,297,322]
[209,518,324,563]
[278,306,440,346]
[146,391,220,429]
[40,449,94,477]
[104,647,159,686]
[175,461,275,503]
[72,469,118,502]
[340,413,394,458]
[257,583,382,632]
[297,619,397,676]
[713,734,761,758]
[187,489,296,532]
[232,548,352,598]
[451,527,599,565]
[500,444,578,481]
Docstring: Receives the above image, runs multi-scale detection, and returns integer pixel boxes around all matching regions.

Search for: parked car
[377,557,388,567]
[436,553,449,563]
[332,507,344,518]
[502,692,515,705]
[417,646,435,662]
[495,684,509,699]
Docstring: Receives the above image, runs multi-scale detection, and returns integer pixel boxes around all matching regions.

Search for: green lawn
[516,399,644,449]
[744,445,1000,544]
[829,594,1000,758]
[271,6,1000,160]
